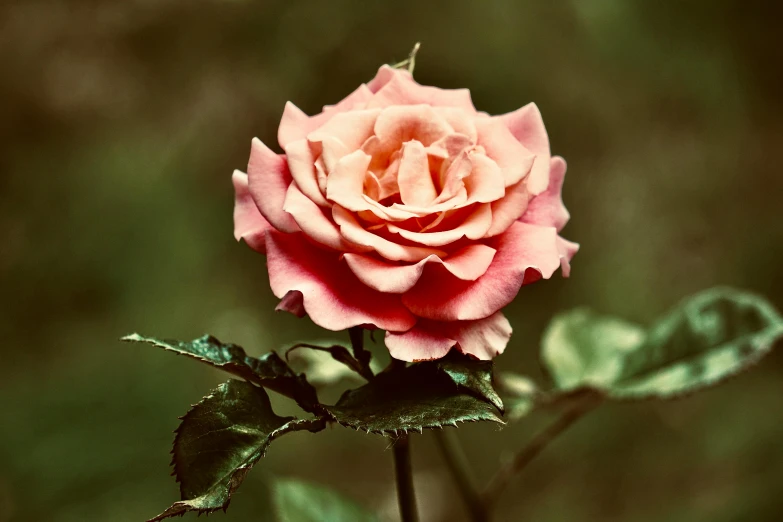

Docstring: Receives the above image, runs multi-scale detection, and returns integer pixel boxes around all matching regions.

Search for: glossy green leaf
[273,478,377,522]
[542,288,783,399]
[286,342,373,383]
[122,334,318,410]
[149,380,326,521]
[324,362,503,434]
[436,353,504,412]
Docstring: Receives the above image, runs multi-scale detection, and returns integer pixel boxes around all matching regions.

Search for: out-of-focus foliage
[1,1,782,521]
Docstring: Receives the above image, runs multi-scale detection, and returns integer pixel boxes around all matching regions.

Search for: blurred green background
[2,1,782,521]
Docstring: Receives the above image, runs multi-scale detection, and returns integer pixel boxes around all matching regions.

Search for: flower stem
[433,429,488,522]
[481,393,602,508]
[348,327,373,378]
[393,433,419,522]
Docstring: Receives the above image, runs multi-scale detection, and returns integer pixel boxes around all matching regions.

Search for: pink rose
[233,65,577,361]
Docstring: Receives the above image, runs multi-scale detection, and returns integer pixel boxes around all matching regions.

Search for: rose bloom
[233,65,577,361]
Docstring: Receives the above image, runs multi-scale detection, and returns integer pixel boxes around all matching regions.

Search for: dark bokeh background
[2,1,782,521]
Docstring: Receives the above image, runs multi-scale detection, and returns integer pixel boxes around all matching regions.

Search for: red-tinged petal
[232,170,271,253]
[402,222,561,321]
[397,140,438,206]
[387,204,492,247]
[284,139,329,207]
[276,290,306,317]
[475,118,536,187]
[557,236,579,278]
[522,156,570,232]
[497,103,551,195]
[265,231,416,331]
[344,244,496,294]
[385,312,512,362]
[247,138,300,233]
[485,179,530,237]
[282,184,371,253]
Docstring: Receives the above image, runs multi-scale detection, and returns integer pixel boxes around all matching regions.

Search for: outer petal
[343,244,496,294]
[232,170,271,253]
[367,72,476,112]
[475,118,536,187]
[557,236,579,278]
[521,156,570,232]
[247,138,300,233]
[498,103,551,195]
[284,139,329,207]
[385,312,512,362]
[307,109,382,151]
[266,231,416,331]
[485,179,530,237]
[401,222,561,321]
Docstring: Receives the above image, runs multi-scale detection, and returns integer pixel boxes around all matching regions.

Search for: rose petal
[485,179,530,237]
[307,109,382,151]
[247,138,300,233]
[367,72,475,112]
[557,236,579,278]
[283,184,371,252]
[344,244,496,294]
[374,105,454,148]
[333,205,446,262]
[521,156,570,232]
[387,204,492,247]
[497,103,551,195]
[475,118,536,188]
[463,152,506,204]
[385,312,512,362]
[401,222,561,321]
[325,149,373,211]
[284,139,329,207]
[433,108,478,142]
[398,140,438,207]
[266,231,416,331]
[232,170,271,253]
[366,65,411,93]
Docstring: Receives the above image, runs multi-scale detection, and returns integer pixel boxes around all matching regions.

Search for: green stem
[481,394,601,508]
[434,430,488,522]
[393,434,419,522]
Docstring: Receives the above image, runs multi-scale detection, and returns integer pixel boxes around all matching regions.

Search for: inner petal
[397,140,438,207]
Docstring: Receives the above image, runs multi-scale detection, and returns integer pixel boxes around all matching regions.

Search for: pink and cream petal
[497,103,551,195]
[367,73,476,112]
[475,118,536,187]
[247,138,300,234]
[463,153,506,204]
[333,206,446,262]
[282,184,371,253]
[485,179,531,237]
[433,108,478,142]
[387,204,492,247]
[344,243,496,294]
[265,231,416,331]
[521,156,570,232]
[284,139,329,207]
[397,140,438,206]
[385,312,512,362]
[307,109,382,151]
[401,222,561,321]
[232,170,271,253]
[325,149,373,211]
[557,236,579,278]
[373,105,454,147]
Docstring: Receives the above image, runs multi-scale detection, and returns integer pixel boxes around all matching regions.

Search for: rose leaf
[324,362,503,434]
[148,380,326,522]
[272,477,378,522]
[541,287,783,399]
[435,352,504,412]
[122,333,318,411]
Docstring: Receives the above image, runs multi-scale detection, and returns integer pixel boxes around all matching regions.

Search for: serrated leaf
[149,380,326,521]
[495,372,540,421]
[324,363,503,434]
[123,334,318,410]
[541,287,783,400]
[436,353,504,412]
[273,478,378,522]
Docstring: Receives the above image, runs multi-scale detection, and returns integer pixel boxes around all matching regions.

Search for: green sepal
[148,380,326,521]
[122,334,319,411]
[324,361,503,434]
[435,352,504,412]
